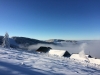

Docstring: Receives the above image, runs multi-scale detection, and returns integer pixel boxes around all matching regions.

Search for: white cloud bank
[28,40,100,58]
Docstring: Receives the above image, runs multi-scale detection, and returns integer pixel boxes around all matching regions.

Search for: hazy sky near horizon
[0,0,100,40]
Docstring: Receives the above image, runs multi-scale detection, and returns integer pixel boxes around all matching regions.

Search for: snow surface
[70,54,89,62]
[70,54,100,65]
[49,49,66,57]
[89,58,100,65]
[0,47,100,75]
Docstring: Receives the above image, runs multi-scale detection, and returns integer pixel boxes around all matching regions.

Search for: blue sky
[0,0,100,40]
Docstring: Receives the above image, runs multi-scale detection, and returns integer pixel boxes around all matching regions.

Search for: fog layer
[28,40,100,58]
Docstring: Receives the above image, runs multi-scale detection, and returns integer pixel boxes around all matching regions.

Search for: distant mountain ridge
[0,36,78,48]
[12,36,56,45]
[0,36,56,49]
[46,39,77,43]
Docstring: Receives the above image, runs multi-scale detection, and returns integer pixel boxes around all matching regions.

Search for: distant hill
[0,36,3,45]
[0,36,78,49]
[45,39,77,43]
[0,36,19,48]
[0,36,56,49]
[12,36,56,46]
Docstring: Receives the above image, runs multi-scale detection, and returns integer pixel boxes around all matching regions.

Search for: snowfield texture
[70,50,100,65]
[70,54,89,61]
[0,47,100,75]
[49,49,66,57]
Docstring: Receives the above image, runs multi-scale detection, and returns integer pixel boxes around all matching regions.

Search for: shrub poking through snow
[2,32,10,48]
[63,51,71,57]
[36,46,51,53]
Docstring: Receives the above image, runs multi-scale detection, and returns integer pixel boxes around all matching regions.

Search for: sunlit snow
[0,47,100,75]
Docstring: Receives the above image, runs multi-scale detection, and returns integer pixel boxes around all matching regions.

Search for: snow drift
[49,49,70,57]
[70,50,100,65]
[70,54,89,62]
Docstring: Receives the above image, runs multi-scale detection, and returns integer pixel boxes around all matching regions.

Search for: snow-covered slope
[70,50,100,65]
[70,54,89,61]
[49,49,66,57]
[0,47,100,75]
[48,49,70,57]
[70,54,100,65]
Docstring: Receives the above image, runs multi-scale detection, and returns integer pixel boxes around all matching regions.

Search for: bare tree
[2,32,10,48]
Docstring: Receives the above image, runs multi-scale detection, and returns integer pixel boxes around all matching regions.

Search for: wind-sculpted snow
[0,47,100,75]
[49,49,66,57]
[49,49,70,57]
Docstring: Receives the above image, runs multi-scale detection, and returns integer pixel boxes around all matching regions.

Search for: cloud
[28,43,80,53]
[28,40,100,58]
[84,41,100,58]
